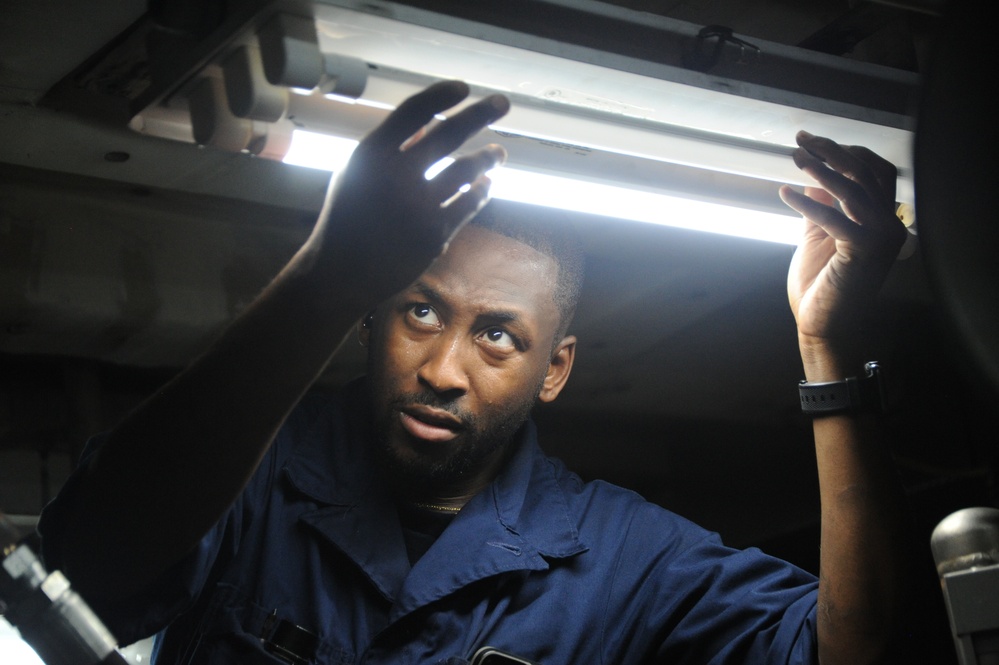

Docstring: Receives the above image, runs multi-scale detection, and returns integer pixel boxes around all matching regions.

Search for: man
[38,81,908,664]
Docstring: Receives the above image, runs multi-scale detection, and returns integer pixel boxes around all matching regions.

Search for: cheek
[474,362,546,410]
[370,327,425,383]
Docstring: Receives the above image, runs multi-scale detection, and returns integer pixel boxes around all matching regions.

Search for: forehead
[420,225,560,323]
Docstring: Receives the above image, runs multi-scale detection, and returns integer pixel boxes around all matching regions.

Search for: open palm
[779,133,906,345]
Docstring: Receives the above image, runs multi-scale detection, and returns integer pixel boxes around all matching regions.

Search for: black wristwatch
[798,361,887,416]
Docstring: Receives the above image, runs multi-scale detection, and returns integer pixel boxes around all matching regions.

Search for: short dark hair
[470,203,585,345]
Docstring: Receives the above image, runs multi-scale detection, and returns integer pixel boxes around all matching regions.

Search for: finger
[795,131,891,212]
[427,144,507,202]
[803,185,836,208]
[366,80,472,149]
[405,94,510,167]
[400,126,427,152]
[439,176,494,246]
[791,147,882,223]
[779,184,860,242]
[844,145,897,203]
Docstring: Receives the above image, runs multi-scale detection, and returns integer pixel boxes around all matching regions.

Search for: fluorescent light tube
[487,167,803,245]
[284,129,802,245]
[282,131,358,170]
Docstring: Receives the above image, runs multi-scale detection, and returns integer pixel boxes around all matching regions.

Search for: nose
[417,335,470,398]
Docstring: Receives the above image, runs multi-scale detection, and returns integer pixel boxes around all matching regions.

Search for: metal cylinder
[931,507,999,576]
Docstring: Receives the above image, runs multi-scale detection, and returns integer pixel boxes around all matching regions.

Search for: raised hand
[43,81,511,602]
[779,131,907,349]
[313,80,510,306]
[780,133,912,665]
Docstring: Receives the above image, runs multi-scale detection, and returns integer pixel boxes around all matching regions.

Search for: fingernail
[487,94,511,114]
[489,144,508,166]
[797,130,815,142]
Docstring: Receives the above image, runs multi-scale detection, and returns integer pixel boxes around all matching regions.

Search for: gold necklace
[413,501,463,514]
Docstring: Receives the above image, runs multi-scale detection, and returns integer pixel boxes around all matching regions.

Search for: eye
[407,303,440,327]
[481,327,516,351]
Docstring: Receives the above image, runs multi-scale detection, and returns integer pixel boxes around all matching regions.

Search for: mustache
[390,390,476,429]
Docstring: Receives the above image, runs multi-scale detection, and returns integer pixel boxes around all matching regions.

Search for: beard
[368,381,542,498]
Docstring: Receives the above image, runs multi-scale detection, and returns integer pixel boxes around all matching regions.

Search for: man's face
[364,225,574,498]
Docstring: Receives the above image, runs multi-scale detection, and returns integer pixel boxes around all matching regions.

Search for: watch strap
[799,361,886,416]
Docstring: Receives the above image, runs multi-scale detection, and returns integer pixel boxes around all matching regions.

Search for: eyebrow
[410,282,447,310]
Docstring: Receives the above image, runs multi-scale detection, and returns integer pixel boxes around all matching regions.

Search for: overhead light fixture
[306,6,912,191]
[130,3,915,245]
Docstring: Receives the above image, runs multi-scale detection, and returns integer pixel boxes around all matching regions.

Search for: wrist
[798,333,864,383]
[283,240,372,325]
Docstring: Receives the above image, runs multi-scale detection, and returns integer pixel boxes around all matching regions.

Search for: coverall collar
[283,383,587,620]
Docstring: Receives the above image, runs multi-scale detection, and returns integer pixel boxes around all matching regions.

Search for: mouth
[397,404,465,443]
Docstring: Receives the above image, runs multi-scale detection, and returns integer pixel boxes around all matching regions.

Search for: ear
[538,335,576,403]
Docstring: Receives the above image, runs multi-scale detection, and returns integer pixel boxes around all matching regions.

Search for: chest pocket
[181,584,353,665]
